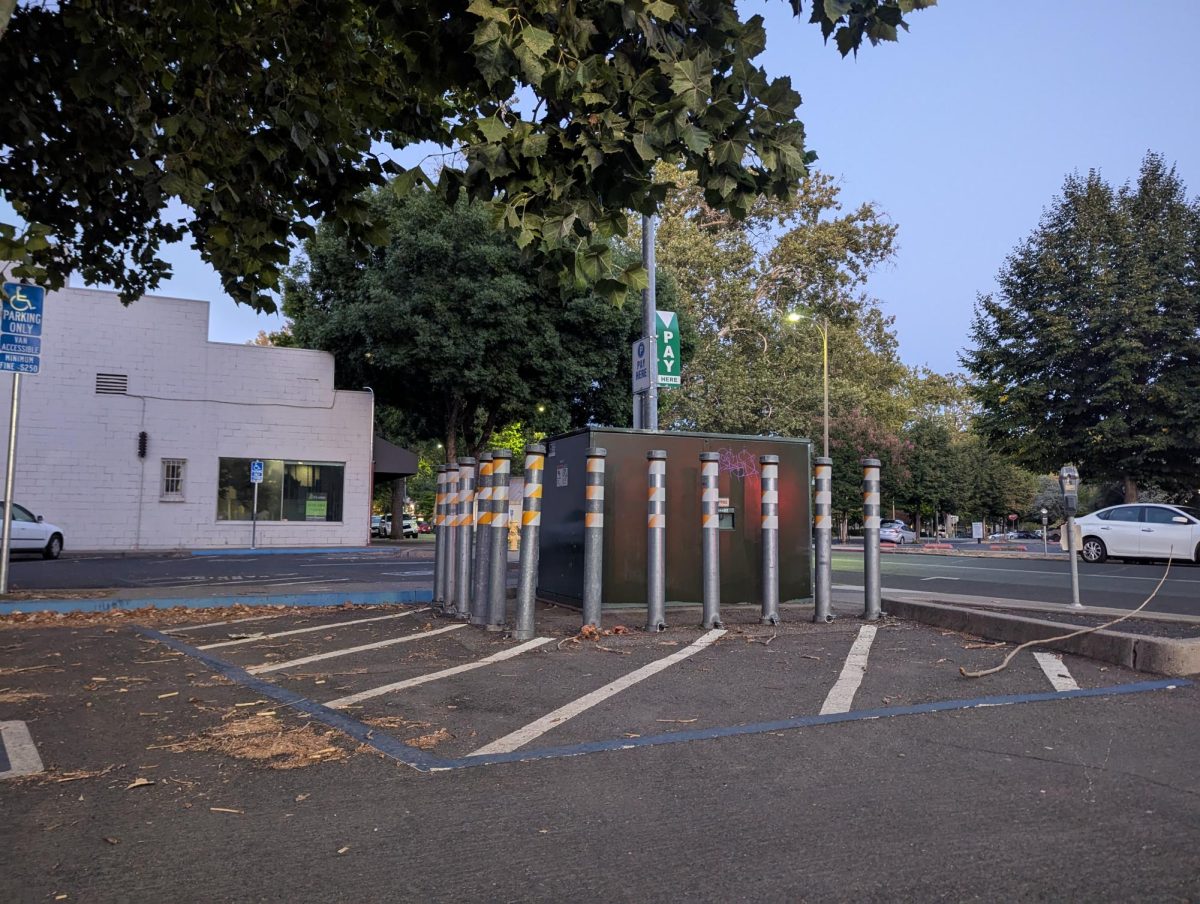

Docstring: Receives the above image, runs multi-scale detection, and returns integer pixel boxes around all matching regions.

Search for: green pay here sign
[656,310,680,386]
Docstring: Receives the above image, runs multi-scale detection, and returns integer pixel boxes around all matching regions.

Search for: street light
[786,311,829,459]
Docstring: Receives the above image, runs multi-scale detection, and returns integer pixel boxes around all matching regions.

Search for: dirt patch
[406,727,453,749]
[166,711,351,769]
[0,602,412,630]
[363,715,432,731]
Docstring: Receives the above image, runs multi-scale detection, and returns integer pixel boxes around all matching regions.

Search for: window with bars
[161,459,186,500]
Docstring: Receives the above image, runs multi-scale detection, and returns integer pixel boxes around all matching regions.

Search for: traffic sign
[0,283,44,375]
[656,310,680,386]
[250,460,264,484]
[632,338,651,393]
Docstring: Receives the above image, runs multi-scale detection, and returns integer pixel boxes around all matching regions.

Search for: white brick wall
[0,287,373,550]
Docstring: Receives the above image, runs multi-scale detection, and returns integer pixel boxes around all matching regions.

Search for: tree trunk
[1123,476,1138,503]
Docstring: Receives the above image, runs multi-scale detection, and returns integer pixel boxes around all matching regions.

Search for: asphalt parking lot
[2,602,1197,901]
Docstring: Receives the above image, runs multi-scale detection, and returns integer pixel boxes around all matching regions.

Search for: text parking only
[0,283,44,374]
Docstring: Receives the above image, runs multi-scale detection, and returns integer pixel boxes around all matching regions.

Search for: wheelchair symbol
[6,286,35,312]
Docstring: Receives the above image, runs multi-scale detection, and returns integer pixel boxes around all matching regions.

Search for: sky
[7,1,1200,372]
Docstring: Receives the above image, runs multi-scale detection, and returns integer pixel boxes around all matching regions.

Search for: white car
[879,520,917,544]
[401,517,418,538]
[1074,503,1200,564]
[3,501,64,559]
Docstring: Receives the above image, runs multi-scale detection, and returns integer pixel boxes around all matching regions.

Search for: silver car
[879,520,917,544]
[1074,503,1200,564]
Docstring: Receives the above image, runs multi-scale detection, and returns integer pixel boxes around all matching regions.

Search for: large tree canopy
[962,152,1200,502]
[0,0,934,311]
[281,185,680,460]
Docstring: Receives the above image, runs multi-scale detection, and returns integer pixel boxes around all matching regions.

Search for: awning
[373,436,419,482]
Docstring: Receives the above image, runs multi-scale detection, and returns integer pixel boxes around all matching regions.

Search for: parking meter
[1058,465,1079,515]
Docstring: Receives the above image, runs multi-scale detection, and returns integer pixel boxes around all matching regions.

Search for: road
[834,550,1199,615]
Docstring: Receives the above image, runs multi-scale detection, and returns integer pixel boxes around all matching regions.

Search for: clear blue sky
[7,1,1199,372]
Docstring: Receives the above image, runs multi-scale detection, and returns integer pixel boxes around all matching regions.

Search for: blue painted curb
[191,547,390,557]
[0,588,434,616]
[135,624,1192,774]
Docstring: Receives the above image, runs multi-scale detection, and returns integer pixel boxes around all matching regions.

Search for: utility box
[538,428,813,609]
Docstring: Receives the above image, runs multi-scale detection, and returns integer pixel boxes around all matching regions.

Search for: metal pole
[471,453,494,626]
[646,449,667,632]
[813,456,833,623]
[759,454,780,626]
[487,449,512,631]
[433,465,446,606]
[1066,515,1081,608]
[821,318,830,460]
[442,463,459,612]
[514,444,546,641]
[582,447,607,629]
[0,374,20,595]
[251,481,259,550]
[454,458,476,620]
[699,452,722,629]
[862,458,882,620]
[640,214,659,432]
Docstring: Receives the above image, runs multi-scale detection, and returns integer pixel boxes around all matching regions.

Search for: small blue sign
[250,460,264,484]
[1,283,44,374]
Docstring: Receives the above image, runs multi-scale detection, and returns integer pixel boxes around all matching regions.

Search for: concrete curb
[883,597,1200,677]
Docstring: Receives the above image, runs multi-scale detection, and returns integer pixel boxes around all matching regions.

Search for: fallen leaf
[104,837,120,845]
[125,778,155,790]
[210,807,244,815]
[295,793,310,802]
[337,846,350,855]
[157,691,179,700]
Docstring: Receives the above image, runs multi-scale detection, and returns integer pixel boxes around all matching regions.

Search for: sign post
[250,459,264,549]
[0,283,45,595]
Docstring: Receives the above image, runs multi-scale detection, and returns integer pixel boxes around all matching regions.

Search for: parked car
[418,520,432,534]
[2,501,64,559]
[1006,530,1038,540]
[879,520,917,544]
[371,514,393,538]
[401,517,418,538]
[1074,503,1200,564]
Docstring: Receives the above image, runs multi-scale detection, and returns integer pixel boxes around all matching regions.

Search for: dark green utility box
[538,428,813,609]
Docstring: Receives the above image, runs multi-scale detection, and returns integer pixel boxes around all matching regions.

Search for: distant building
[0,285,413,551]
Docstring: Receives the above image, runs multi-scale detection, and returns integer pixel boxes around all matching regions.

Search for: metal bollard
[514,444,546,642]
[862,457,882,620]
[487,449,512,631]
[433,465,447,606]
[700,452,722,629]
[470,453,494,626]
[582,447,607,629]
[646,449,668,632]
[454,458,476,620]
[759,454,780,626]
[813,456,833,623]
[442,462,459,613]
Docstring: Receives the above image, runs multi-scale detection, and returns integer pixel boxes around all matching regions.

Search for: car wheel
[43,534,63,560]
[1080,537,1107,564]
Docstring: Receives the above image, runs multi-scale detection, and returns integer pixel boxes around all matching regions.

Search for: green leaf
[475,117,509,143]
[645,1,677,19]
[668,60,711,112]
[466,0,510,23]
[520,26,554,57]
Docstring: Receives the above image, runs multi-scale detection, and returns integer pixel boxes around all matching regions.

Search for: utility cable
[959,555,1172,679]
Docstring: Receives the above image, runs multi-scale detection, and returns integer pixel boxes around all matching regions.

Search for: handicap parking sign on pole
[250,460,264,549]
[250,460,264,484]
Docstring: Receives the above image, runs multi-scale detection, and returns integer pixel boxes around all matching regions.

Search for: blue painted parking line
[1,589,433,616]
[135,625,1193,775]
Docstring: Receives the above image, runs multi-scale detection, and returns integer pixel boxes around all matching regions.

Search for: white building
[0,285,384,551]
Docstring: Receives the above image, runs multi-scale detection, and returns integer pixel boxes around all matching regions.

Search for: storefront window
[216,458,344,522]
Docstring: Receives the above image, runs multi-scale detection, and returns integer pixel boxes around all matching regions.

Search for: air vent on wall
[95,373,128,394]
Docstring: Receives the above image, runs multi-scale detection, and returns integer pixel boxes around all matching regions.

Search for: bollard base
[702,617,723,629]
[485,623,505,633]
[760,615,780,626]
[645,620,667,633]
[468,615,486,627]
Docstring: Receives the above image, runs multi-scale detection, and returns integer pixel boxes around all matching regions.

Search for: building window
[215,458,345,522]
[161,459,186,500]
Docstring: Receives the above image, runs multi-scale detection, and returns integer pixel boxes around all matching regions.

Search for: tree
[282,186,672,461]
[963,153,1200,503]
[0,1,934,310]
[649,166,909,444]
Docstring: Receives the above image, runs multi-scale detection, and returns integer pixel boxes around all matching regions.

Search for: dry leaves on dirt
[168,711,350,769]
[0,689,47,703]
[405,728,452,750]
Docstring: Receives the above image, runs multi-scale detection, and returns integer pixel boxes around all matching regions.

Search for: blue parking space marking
[137,625,1193,775]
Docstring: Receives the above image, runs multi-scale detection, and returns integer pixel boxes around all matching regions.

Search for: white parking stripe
[165,614,285,634]
[1033,652,1079,691]
[0,721,44,779]
[198,609,424,650]
[819,625,877,715]
[245,623,464,674]
[325,637,553,709]
[470,629,726,757]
